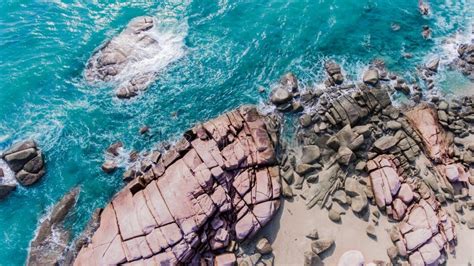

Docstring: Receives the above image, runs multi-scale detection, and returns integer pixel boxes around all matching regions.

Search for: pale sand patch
[247,184,474,265]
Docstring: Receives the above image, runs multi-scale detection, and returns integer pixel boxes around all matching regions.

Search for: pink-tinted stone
[398,183,413,204]
[112,190,143,240]
[419,241,441,264]
[392,198,407,221]
[405,228,432,251]
[143,182,174,226]
[214,253,237,266]
[132,191,157,234]
[408,251,425,266]
[405,105,448,162]
[74,107,281,265]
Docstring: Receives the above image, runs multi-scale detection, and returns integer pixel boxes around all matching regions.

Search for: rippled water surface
[0,0,472,263]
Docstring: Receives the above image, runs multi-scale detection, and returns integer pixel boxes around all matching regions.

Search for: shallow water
[0,0,472,264]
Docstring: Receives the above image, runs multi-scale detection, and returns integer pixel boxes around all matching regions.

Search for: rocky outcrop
[74,106,281,265]
[450,42,474,80]
[85,16,160,99]
[27,188,80,265]
[1,140,45,186]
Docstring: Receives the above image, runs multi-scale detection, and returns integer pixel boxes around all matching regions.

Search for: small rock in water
[422,25,432,39]
[139,125,149,135]
[426,57,440,72]
[106,141,123,156]
[256,238,272,255]
[270,87,293,105]
[101,160,117,174]
[391,23,400,31]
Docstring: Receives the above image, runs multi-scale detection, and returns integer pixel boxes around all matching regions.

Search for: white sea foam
[0,159,16,185]
[111,15,188,90]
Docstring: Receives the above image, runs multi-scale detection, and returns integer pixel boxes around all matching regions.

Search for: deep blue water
[0,0,472,264]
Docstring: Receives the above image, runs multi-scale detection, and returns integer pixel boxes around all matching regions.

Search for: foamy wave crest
[85,7,188,98]
[0,159,16,185]
[113,16,188,87]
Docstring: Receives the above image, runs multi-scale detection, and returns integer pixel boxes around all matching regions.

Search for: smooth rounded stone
[311,239,334,255]
[386,121,402,130]
[23,154,44,173]
[3,148,38,172]
[328,209,341,223]
[101,160,117,174]
[363,69,379,85]
[299,114,313,128]
[255,238,272,255]
[296,164,317,175]
[470,174,474,186]
[304,251,323,266]
[332,190,348,205]
[337,147,354,166]
[344,178,362,197]
[16,169,45,186]
[270,87,293,105]
[366,225,376,238]
[301,145,321,164]
[373,136,398,152]
[351,195,368,213]
[337,250,364,266]
[306,228,319,240]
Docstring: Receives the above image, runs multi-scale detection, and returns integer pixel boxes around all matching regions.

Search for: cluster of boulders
[85,16,159,99]
[450,42,474,80]
[269,72,304,113]
[73,106,282,265]
[0,140,45,199]
[267,58,473,264]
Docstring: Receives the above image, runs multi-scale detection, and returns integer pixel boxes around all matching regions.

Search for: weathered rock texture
[74,106,281,265]
[27,188,79,266]
[1,140,45,186]
[450,42,474,80]
[85,16,159,99]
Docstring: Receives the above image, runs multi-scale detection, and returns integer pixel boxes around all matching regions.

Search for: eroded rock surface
[1,140,45,186]
[74,106,281,265]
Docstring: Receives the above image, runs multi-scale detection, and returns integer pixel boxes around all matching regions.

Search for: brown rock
[311,239,334,255]
[256,238,272,255]
[101,160,117,174]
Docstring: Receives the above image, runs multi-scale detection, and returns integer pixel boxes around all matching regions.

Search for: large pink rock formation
[74,106,281,265]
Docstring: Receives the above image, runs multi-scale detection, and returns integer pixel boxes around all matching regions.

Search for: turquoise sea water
[0,0,472,264]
